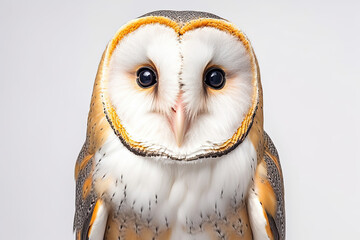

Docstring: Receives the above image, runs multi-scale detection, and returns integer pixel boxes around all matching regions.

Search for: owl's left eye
[204,68,226,90]
[136,67,157,88]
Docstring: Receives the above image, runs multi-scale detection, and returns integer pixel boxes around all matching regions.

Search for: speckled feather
[263,132,285,239]
[74,132,285,240]
[140,10,225,24]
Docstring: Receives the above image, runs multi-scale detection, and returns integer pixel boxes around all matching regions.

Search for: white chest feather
[93,133,257,239]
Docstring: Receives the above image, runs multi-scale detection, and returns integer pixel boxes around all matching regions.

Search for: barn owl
[74,10,285,240]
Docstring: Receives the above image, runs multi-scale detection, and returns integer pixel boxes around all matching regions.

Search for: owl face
[100,15,260,160]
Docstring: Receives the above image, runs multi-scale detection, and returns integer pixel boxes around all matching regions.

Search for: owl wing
[74,143,108,240]
[247,132,285,240]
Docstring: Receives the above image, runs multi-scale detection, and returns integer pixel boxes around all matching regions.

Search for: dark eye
[204,68,226,90]
[136,67,157,88]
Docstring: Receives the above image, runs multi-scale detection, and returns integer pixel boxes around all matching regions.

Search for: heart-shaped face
[99,15,260,161]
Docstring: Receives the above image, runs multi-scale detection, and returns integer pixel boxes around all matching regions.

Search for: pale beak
[170,95,188,147]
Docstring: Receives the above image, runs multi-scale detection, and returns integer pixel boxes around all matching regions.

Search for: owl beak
[171,95,188,147]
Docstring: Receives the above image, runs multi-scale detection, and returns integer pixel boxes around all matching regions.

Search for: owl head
[86,10,264,161]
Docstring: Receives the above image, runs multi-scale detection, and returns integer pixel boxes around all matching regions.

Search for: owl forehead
[109,24,251,79]
[106,16,254,64]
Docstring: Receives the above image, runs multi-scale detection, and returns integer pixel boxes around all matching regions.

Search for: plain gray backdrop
[1,0,359,239]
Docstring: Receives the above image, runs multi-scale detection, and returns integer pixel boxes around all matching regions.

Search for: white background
[1,0,359,239]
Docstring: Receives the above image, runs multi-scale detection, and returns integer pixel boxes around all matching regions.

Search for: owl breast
[92,133,257,240]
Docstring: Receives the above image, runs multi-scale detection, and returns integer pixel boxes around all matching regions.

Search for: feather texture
[74,10,285,240]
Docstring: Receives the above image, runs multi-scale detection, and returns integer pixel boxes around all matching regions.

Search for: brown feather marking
[252,134,285,239]
[248,55,264,165]
[264,150,282,179]
[224,206,253,240]
[253,157,277,239]
[88,199,104,238]
[82,177,92,199]
[103,215,120,240]
[262,208,274,240]
[86,50,112,156]
[254,161,277,217]
[75,154,94,179]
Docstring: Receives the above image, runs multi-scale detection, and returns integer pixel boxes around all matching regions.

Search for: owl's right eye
[136,67,157,88]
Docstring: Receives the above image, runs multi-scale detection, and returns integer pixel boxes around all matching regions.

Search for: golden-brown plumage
[74,10,285,240]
